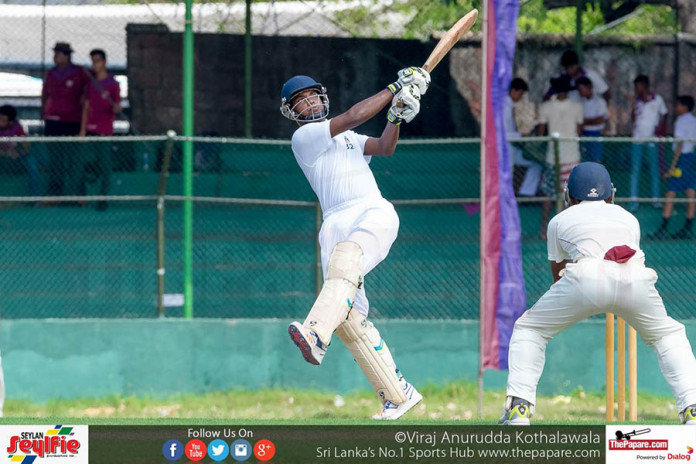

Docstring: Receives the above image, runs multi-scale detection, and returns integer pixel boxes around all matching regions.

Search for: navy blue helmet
[566,162,615,203]
[280,75,329,122]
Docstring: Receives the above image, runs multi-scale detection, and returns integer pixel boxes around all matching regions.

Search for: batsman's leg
[288,241,363,365]
[335,309,421,420]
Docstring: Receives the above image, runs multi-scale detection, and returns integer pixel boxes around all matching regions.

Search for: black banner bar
[89,425,605,464]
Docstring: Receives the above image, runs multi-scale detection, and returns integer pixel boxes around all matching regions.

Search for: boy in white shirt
[538,75,584,238]
[280,69,428,420]
[576,76,608,162]
[628,75,668,212]
[505,77,541,197]
[648,95,696,239]
[500,162,696,425]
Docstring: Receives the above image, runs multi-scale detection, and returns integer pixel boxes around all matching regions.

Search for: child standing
[576,76,608,163]
[648,95,696,239]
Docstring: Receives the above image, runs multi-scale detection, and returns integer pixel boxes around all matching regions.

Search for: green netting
[0,136,693,319]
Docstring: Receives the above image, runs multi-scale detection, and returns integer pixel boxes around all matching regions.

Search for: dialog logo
[162,439,184,461]
[207,439,229,462]
[230,439,252,462]
[184,439,206,462]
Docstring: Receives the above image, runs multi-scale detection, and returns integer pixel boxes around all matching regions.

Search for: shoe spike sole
[288,324,320,365]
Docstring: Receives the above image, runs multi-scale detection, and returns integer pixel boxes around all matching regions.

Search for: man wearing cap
[42,41,89,197]
[499,162,696,425]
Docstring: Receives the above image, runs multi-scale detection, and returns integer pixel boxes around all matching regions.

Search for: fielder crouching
[280,67,429,420]
[500,162,696,425]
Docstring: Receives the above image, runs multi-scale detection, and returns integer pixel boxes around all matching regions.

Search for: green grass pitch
[0,382,681,425]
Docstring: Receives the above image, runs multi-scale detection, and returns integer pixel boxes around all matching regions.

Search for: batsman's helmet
[280,75,329,122]
[566,162,615,204]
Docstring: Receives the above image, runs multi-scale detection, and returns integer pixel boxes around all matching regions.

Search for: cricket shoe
[499,396,534,426]
[680,405,696,425]
[288,321,327,365]
[372,378,423,421]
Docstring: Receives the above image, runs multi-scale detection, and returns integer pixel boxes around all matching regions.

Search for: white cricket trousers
[319,197,399,318]
[507,258,696,412]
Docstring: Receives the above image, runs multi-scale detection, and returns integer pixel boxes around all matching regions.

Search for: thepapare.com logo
[6,426,82,463]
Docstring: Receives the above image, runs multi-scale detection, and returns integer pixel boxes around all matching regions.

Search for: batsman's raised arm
[330,66,430,139]
[365,83,423,157]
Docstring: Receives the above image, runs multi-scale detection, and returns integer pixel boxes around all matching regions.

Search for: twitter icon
[208,439,229,462]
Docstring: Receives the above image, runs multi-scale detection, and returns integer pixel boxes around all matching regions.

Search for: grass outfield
[0,382,681,425]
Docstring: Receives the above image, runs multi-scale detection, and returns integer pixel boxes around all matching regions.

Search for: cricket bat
[422,9,478,73]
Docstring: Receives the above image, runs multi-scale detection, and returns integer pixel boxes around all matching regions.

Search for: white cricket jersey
[633,93,668,138]
[539,97,583,164]
[674,112,696,154]
[503,95,520,138]
[291,119,381,214]
[581,95,608,132]
[547,201,645,264]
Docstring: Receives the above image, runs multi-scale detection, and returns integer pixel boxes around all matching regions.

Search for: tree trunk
[676,0,696,33]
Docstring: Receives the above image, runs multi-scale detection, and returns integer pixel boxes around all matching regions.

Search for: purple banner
[482,0,526,370]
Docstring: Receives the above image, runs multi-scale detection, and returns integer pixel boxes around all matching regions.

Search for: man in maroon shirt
[79,49,121,211]
[42,42,88,198]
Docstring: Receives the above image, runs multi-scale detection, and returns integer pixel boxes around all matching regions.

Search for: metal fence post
[552,133,563,213]
[156,131,176,316]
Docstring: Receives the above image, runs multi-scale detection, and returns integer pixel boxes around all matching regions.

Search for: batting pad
[336,310,407,405]
[303,241,363,345]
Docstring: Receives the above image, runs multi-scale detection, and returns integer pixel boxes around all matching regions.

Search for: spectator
[648,95,696,240]
[538,75,584,238]
[576,76,608,163]
[79,49,121,211]
[544,50,610,102]
[628,75,668,212]
[0,105,41,197]
[505,78,542,197]
[42,41,89,198]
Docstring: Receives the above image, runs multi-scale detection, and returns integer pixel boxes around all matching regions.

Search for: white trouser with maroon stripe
[507,257,696,412]
[319,196,399,318]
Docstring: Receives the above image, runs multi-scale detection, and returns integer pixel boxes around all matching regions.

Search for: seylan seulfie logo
[2,426,87,463]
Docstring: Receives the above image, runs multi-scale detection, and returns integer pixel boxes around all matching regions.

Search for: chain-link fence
[0,135,693,320]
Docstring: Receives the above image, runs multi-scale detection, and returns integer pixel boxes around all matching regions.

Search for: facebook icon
[162,439,184,461]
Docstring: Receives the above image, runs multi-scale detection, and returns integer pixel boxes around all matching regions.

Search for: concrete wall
[126,26,696,137]
[3,318,691,403]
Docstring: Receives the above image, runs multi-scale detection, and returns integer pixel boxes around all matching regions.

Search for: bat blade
[423,9,478,73]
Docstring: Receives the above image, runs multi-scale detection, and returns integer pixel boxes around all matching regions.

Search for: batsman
[500,162,696,425]
[280,68,429,420]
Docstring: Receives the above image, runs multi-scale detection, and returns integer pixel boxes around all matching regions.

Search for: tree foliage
[327,0,677,37]
[116,0,679,36]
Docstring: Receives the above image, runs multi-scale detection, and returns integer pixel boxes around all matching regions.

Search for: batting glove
[387,81,403,96]
[397,67,431,95]
[387,107,403,125]
[389,84,421,124]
